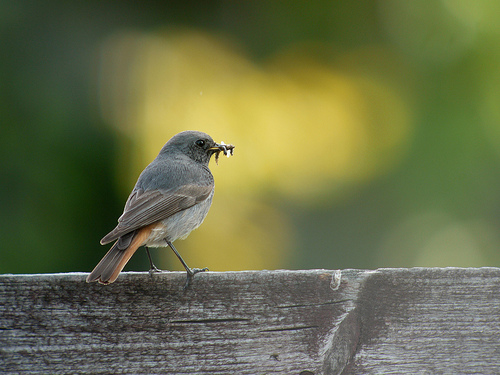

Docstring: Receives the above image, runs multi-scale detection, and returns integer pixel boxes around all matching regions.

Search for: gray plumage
[87,130,232,284]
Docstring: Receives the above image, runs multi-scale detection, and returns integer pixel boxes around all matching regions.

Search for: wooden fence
[1,268,499,374]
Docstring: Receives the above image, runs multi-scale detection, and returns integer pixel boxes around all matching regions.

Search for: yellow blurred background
[2,1,500,273]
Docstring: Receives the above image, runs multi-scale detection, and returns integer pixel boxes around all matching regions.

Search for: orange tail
[86,226,153,284]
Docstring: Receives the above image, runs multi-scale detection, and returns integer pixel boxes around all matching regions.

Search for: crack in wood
[260,325,319,332]
[170,318,250,324]
[276,299,352,309]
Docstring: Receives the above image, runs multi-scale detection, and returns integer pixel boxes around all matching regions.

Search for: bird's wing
[100,184,213,245]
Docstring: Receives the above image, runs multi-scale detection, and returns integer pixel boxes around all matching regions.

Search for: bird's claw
[183,267,209,289]
[148,264,163,276]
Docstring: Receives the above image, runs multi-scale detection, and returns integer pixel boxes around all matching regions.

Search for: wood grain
[1,268,499,374]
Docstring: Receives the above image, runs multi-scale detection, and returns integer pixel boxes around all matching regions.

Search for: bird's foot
[149,264,163,275]
[183,267,209,289]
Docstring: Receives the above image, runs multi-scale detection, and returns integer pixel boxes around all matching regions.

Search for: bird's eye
[195,139,206,147]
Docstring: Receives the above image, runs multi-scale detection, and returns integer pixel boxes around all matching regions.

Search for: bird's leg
[165,239,208,289]
[145,247,162,274]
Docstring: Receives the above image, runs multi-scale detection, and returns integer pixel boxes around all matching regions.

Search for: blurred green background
[2,1,500,275]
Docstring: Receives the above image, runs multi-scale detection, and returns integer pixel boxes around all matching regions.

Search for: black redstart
[86,130,234,286]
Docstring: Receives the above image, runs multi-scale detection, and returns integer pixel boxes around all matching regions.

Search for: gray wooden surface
[1,268,499,374]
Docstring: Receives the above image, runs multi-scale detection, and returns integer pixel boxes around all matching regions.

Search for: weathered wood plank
[0,270,354,374]
[348,267,500,374]
[1,268,499,374]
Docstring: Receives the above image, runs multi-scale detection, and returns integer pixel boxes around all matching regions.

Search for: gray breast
[145,189,214,246]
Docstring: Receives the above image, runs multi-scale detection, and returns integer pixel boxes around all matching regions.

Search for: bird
[86,130,234,287]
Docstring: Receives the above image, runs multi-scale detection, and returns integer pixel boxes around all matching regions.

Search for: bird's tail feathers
[86,227,152,284]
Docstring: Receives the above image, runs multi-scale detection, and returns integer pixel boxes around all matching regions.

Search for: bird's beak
[209,141,235,163]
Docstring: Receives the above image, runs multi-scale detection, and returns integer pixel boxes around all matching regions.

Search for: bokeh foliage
[2,1,500,274]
